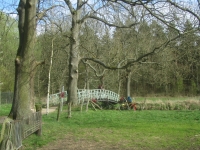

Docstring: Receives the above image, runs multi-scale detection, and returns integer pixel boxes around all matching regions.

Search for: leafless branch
[82,35,180,70]
[140,1,181,33]
[83,15,139,28]
[64,0,75,14]
[37,5,63,21]
[167,0,200,23]
[82,60,107,77]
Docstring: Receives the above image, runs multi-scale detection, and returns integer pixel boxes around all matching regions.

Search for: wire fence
[0,92,13,104]
[0,111,42,150]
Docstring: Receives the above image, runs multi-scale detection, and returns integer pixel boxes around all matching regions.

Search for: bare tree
[61,0,200,117]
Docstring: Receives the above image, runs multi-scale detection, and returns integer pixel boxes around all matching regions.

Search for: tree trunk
[30,62,37,110]
[118,70,122,96]
[100,75,104,89]
[46,38,55,114]
[126,68,132,98]
[84,63,90,112]
[9,0,38,120]
[67,5,82,117]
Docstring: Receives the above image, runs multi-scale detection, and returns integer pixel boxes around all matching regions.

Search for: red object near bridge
[60,92,65,98]
[130,103,137,111]
[92,98,97,103]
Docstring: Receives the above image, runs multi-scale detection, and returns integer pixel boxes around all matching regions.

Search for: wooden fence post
[35,104,42,136]
[57,102,61,121]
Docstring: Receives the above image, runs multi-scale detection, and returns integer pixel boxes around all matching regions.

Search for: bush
[189,103,199,110]
[133,98,200,111]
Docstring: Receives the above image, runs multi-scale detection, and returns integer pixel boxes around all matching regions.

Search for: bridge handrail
[78,89,119,103]
[49,89,119,104]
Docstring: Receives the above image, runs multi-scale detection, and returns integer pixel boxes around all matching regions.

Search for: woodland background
[0,1,200,104]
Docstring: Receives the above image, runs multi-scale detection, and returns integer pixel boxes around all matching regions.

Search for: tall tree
[9,0,39,119]
[176,20,200,95]
[62,0,200,117]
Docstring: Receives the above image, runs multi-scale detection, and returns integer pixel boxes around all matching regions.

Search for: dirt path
[42,107,57,115]
[36,134,130,150]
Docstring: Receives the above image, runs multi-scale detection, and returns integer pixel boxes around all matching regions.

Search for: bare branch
[32,60,45,72]
[82,60,107,77]
[64,0,75,14]
[107,0,150,6]
[141,2,181,33]
[82,35,180,70]
[85,15,139,28]
[167,0,200,23]
[78,0,88,9]
[37,5,63,21]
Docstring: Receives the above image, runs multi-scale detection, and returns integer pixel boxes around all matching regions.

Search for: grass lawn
[25,108,200,149]
[0,104,11,116]
[0,104,200,149]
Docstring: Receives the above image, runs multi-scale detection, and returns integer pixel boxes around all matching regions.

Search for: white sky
[0,0,199,34]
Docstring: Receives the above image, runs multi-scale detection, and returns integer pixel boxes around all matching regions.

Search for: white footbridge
[49,89,120,105]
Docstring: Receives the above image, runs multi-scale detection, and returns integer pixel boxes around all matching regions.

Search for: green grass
[0,104,11,116]
[0,104,11,130]
[1,104,200,149]
[22,107,200,150]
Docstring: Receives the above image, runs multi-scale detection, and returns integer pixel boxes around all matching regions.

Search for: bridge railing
[78,89,119,103]
[49,89,119,105]
[49,91,67,105]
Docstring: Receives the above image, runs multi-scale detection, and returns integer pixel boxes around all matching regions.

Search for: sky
[0,0,198,11]
[0,0,19,18]
[0,0,199,34]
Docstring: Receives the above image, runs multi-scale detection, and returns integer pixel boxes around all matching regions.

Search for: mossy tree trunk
[9,0,38,120]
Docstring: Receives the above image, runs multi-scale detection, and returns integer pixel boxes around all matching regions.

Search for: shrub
[118,97,200,111]
[189,103,199,110]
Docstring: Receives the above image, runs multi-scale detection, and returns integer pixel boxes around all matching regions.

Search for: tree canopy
[0,0,199,118]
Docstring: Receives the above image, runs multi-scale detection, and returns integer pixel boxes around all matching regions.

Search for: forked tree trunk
[9,0,38,120]
[67,3,82,118]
